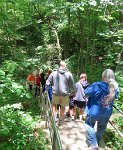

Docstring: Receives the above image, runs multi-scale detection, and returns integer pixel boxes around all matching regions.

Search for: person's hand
[70,92,75,98]
[43,90,47,95]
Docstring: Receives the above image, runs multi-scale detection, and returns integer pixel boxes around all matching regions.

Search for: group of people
[26,69,52,101]
[27,61,119,150]
[45,61,119,150]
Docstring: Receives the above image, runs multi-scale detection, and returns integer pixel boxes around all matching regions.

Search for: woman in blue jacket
[84,69,119,150]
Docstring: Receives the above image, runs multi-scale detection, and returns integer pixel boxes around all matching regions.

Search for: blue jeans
[85,116,110,147]
[48,86,52,103]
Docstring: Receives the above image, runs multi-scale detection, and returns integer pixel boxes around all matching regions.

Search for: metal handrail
[39,92,63,150]
[108,120,123,138]
[108,105,123,138]
[38,91,123,148]
[113,105,123,115]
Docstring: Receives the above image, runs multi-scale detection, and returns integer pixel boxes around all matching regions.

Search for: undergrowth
[0,98,50,150]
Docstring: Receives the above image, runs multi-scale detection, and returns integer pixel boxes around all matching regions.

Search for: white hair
[59,61,66,69]
[102,69,118,101]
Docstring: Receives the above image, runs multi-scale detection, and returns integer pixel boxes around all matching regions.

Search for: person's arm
[45,73,53,91]
[75,82,78,92]
[115,87,119,99]
[68,73,76,94]
[27,75,30,81]
[84,83,95,97]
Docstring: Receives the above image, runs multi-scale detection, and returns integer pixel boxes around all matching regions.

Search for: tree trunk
[115,52,122,71]
[90,10,97,67]
[12,2,16,58]
[77,9,84,76]
[0,48,2,63]
[119,11,123,24]
[53,29,62,60]
[62,7,71,59]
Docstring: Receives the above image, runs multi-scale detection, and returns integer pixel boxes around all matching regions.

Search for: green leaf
[26,93,32,99]
[7,62,17,73]
[16,89,22,95]
[0,88,3,93]
[0,84,6,88]
[78,6,84,11]
[12,83,18,89]
[0,69,5,76]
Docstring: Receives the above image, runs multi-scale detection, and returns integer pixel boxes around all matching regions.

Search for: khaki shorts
[52,94,69,107]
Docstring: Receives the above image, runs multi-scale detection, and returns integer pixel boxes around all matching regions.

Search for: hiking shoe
[57,113,60,119]
[82,114,87,121]
[58,118,63,125]
[71,115,76,121]
[66,112,70,117]
[85,146,99,150]
[55,117,59,122]
[64,117,71,122]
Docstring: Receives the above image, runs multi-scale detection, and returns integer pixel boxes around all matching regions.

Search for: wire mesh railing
[39,92,63,150]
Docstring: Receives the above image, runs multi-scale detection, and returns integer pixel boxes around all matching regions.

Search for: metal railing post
[52,129,57,149]
[39,92,63,150]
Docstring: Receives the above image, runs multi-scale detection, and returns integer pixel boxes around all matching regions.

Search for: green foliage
[114,71,123,110]
[114,88,123,111]
[0,70,5,76]
[67,53,103,83]
[0,59,50,149]
[103,129,123,150]
[0,61,33,107]
[113,116,123,133]
[0,102,49,150]
[0,0,123,149]
[7,62,17,73]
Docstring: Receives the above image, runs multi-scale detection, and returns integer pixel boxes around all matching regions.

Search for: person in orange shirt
[27,72,35,90]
